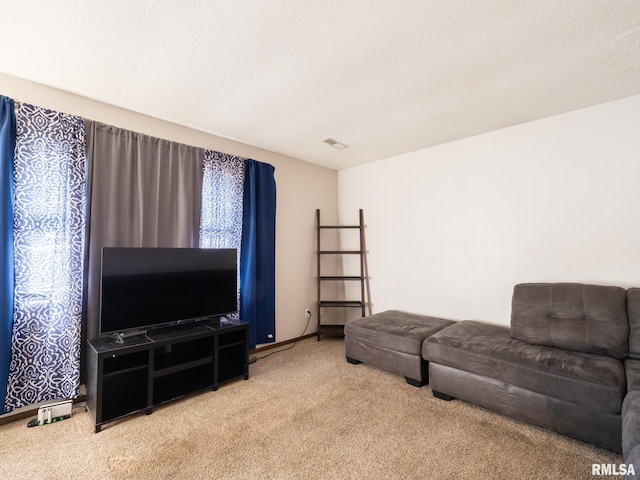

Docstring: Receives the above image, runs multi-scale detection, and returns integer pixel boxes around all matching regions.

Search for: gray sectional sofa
[345,310,456,386]
[423,283,628,453]
[345,282,640,472]
[624,288,640,472]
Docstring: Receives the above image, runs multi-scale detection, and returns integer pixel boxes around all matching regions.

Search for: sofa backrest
[628,288,640,359]
[510,283,628,359]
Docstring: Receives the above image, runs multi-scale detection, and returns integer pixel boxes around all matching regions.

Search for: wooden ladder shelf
[316,209,366,340]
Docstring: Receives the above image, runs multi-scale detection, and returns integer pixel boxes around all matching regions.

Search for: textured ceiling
[1,1,640,170]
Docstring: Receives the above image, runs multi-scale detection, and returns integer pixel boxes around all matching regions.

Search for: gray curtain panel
[83,120,204,342]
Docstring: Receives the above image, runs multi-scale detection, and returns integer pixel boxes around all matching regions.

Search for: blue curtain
[0,96,15,413]
[240,159,276,349]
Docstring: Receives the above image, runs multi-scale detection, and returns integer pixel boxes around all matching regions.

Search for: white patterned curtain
[4,103,86,410]
[200,150,244,313]
[200,150,244,249]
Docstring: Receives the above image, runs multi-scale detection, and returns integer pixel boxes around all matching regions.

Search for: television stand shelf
[86,320,249,433]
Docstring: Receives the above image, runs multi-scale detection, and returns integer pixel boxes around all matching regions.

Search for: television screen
[100,247,238,336]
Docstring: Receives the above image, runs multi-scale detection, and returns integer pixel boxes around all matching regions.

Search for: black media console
[86,320,249,432]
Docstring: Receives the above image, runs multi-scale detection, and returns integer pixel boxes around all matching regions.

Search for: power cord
[254,310,313,361]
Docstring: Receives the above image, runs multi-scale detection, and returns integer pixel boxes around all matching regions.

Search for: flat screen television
[99,247,238,338]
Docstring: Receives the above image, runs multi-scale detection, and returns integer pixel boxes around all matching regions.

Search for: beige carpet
[0,337,623,479]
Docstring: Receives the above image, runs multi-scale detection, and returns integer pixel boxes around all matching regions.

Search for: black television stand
[86,320,249,432]
[148,322,212,338]
[110,329,147,345]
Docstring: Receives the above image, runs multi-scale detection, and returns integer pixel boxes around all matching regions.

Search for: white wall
[0,73,337,345]
[338,94,640,326]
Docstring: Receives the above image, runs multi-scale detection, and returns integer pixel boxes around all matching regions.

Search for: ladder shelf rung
[319,276,363,281]
[318,324,345,330]
[319,250,361,255]
[317,324,345,338]
[319,301,364,307]
[319,225,360,229]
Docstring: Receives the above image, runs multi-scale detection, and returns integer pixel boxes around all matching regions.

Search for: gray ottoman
[344,310,456,386]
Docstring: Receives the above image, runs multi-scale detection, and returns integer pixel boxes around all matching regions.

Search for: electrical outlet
[305,308,312,318]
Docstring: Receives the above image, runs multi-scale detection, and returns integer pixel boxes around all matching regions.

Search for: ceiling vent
[322,138,349,150]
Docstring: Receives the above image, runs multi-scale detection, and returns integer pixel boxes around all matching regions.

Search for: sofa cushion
[510,283,629,359]
[628,288,640,360]
[344,310,456,356]
[423,320,625,414]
